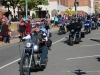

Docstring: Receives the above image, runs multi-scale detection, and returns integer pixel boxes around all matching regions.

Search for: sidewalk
[0,27,59,47]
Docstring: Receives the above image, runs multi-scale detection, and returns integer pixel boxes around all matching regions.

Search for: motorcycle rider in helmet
[31,25,48,64]
[67,18,82,40]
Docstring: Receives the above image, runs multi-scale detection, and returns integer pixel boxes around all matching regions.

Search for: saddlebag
[81,32,85,38]
[47,39,52,47]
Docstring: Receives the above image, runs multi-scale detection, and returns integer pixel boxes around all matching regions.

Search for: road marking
[80,44,100,47]
[66,55,100,60]
[0,58,20,70]
[0,38,65,70]
[52,38,65,44]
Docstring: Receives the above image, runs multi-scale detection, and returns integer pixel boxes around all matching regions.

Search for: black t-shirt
[45,23,50,30]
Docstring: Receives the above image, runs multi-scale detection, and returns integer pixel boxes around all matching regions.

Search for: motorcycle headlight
[87,24,89,25]
[71,29,74,32]
[34,45,39,52]
[26,43,31,47]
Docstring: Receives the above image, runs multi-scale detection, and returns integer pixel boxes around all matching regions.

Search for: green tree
[66,7,74,16]
[28,0,49,10]
[2,0,48,16]
[32,13,36,19]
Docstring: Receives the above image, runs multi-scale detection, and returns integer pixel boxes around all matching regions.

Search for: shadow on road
[96,57,100,62]
[90,39,100,43]
[73,69,87,75]
[61,40,71,46]
[30,68,44,72]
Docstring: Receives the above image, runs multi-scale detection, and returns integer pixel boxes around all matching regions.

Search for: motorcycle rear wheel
[69,37,74,46]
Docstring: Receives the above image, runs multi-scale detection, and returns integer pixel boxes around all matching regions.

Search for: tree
[66,7,74,16]
[1,0,20,16]
[28,0,48,10]
[2,0,48,16]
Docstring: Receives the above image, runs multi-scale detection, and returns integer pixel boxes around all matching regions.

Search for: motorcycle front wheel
[20,55,30,75]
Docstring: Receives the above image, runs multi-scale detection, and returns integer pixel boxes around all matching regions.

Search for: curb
[0,27,59,47]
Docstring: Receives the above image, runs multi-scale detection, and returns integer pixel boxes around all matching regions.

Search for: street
[0,28,100,75]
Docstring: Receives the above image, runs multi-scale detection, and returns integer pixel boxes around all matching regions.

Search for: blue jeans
[3,36,7,43]
[40,46,48,61]
[46,29,50,37]
[95,22,98,29]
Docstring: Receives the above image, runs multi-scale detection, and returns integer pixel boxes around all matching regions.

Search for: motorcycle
[58,23,66,35]
[19,37,48,75]
[68,27,82,46]
[91,21,97,30]
[84,23,91,34]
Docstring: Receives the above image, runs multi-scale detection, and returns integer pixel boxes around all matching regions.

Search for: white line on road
[66,55,100,60]
[0,38,65,70]
[0,58,21,70]
[80,44,100,47]
[52,38,65,44]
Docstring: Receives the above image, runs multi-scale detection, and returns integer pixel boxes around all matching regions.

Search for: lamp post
[17,4,20,21]
[7,1,10,17]
[25,0,28,19]
[74,0,77,18]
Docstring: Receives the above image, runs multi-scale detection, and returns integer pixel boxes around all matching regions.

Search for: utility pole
[25,0,28,19]
[75,0,77,18]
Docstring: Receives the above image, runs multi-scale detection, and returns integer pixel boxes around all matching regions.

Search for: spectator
[51,15,54,27]
[0,21,2,34]
[8,14,12,22]
[1,19,9,44]
[25,19,31,35]
[54,15,58,27]
[18,18,26,40]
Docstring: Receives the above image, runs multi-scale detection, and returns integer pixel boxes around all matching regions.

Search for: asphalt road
[0,28,100,75]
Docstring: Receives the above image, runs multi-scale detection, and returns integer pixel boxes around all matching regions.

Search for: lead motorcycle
[19,35,48,75]
[68,26,82,46]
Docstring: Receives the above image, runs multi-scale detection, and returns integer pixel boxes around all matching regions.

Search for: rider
[31,25,48,64]
[67,18,82,31]
[44,20,50,38]
[67,18,82,39]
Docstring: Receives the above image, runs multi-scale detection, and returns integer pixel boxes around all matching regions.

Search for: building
[30,0,95,19]
[1,0,95,19]
[30,0,68,19]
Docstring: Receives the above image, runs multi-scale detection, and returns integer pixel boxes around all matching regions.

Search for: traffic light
[74,2,79,6]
